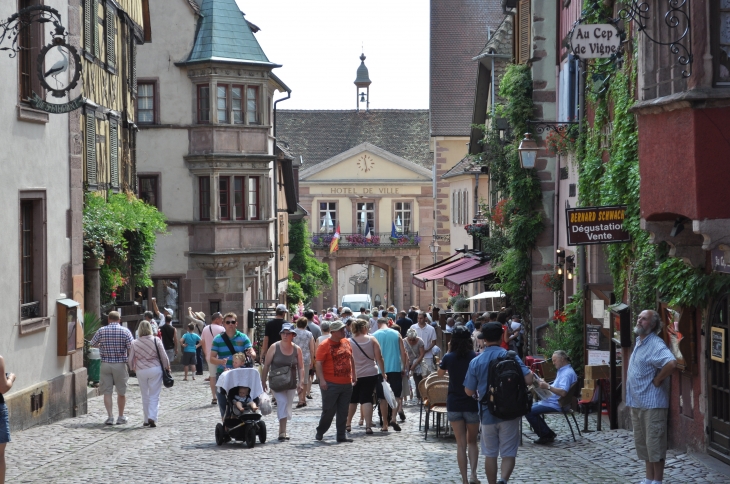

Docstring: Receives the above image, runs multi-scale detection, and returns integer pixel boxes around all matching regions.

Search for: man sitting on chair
[525,350,577,444]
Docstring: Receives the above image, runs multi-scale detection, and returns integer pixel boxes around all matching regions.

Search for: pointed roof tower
[354,53,371,111]
[182,0,279,66]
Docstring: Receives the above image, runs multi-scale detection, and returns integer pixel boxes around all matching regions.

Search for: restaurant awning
[411,256,480,289]
[443,262,493,292]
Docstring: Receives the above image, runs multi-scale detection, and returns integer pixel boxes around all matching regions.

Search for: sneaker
[148,420,156,428]
[533,436,553,445]
[496,480,506,484]
[104,416,115,425]
[315,432,323,441]
[336,437,353,443]
[390,421,402,432]
[143,421,150,427]
[398,410,406,421]
[116,415,128,425]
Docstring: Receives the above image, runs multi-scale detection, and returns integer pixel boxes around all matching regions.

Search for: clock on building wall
[357,154,375,172]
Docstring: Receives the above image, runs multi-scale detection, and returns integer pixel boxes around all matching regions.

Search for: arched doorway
[708,294,730,464]
[338,262,391,309]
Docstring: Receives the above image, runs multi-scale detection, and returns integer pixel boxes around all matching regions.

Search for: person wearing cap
[438,326,480,484]
[261,304,289,365]
[314,320,356,443]
[261,323,305,441]
[464,322,532,484]
[209,312,256,418]
[201,312,225,404]
[340,307,354,338]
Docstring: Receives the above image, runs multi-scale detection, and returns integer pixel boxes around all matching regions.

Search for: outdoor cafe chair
[424,381,449,440]
[536,380,583,442]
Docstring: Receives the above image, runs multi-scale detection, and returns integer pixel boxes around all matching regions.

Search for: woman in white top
[128,320,170,427]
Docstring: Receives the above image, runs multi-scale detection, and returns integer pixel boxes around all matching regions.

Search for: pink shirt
[129,336,169,371]
[201,324,225,360]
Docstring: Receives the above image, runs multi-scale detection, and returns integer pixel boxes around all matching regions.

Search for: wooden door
[708,294,730,465]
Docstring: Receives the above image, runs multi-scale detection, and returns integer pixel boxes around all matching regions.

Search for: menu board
[711,327,725,363]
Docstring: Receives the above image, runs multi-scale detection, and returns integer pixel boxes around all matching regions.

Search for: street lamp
[429,239,440,305]
[517,133,539,169]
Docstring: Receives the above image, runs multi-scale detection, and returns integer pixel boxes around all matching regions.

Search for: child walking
[180,323,202,381]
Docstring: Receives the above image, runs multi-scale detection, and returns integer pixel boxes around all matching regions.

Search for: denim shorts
[447,410,480,424]
[0,403,10,444]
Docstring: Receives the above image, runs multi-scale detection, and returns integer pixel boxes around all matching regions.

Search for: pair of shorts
[447,411,480,424]
[480,419,520,457]
[350,374,378,404]
[631,407,669,462]
[376,372,403,400]
[0,403,10,444]
[99,362,129,396]
[181,352,197,365]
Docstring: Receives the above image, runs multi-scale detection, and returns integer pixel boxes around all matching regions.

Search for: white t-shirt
[317,334,331,344]
[201,324,225,360]
[511,321,523,333]
[414,324,437,359]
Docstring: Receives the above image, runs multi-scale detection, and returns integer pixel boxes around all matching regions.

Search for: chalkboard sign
[711,327,725,363]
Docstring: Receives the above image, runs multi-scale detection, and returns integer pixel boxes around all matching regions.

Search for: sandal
[345,425,352,433]
[278,433,286,441]
[365,427,373,435]
[380,428,389,432]
[211,398,217,405]
[296,402,307,408]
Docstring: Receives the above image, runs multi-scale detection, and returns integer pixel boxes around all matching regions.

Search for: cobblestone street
[5,370,730,484]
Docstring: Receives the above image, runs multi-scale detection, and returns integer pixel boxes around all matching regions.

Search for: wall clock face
[357,154,375,172]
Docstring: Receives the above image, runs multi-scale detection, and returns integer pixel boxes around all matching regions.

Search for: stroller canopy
[216,368,264,400]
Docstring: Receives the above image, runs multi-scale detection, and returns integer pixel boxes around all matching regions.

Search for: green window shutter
[83,0,93,53]
[85,114,97,186]
[93,0,100,58]
[110,123,119,189]
[106,6,115,68]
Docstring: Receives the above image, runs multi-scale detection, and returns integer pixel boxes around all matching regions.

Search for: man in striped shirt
[90,311,134,425]
[626,310,677,484]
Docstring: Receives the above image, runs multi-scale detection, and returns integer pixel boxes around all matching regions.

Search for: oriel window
[217,84,228,123]
[197,85,210,123]
[219,177,230,220]
[199,176,210,220]
[232,86,243,124]
[246,86,259,124]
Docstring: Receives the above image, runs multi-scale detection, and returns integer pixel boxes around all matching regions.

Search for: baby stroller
[215,368,267,448]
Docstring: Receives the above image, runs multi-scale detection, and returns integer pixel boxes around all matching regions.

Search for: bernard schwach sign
[566,205,631,245]
[570,23,621,59]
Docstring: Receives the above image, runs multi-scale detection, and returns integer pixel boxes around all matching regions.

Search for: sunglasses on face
[225,320,237,325]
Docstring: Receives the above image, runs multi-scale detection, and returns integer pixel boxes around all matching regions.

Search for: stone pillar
[395,256,404,311]
[408,255,418,308]
[328,257,338,308]
[84,258,101,318]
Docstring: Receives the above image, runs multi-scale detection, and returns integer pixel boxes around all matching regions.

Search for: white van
[341,294,372,318]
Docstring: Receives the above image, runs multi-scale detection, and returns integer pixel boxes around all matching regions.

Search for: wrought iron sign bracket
[618,0,693,78]
[0,5,67,56]
[527,121,579,140]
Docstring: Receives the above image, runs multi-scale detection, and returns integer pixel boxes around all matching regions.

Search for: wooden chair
[578,378,609,432]
[424,381,449,440]
[538,380,582,442]
[418,378,429,431]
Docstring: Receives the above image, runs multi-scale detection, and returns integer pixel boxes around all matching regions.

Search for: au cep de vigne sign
[566,205,631,246]
[570,23,621,59]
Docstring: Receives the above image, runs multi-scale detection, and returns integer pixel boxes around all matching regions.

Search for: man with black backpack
[464,322,532,484]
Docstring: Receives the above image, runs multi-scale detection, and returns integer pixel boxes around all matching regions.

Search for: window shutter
[83,0,93,53]
[93,0,100,58]
[106,6,115,69]
[110,122,119,189]
[518,0,531,64]
[85,114,97,186]
[131,41,137,93]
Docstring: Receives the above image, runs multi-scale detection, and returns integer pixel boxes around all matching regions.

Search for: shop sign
[711,249,730,274]
[566,205,631,245]
[570,23,621,59]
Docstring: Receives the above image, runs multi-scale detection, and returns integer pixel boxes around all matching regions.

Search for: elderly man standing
[525,350,577,444]
[90,311,134,425]
[628,310,677,484]
[413,311,437,377]
[315,321,356,443]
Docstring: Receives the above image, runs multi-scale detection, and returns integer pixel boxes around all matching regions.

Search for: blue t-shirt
[541,364,578,411]
[465,320,475,334]
[372,328,403,374]
[181,332,201,353]
[439,351,479,412]
[210,331,253,374]
[463,346,530,425]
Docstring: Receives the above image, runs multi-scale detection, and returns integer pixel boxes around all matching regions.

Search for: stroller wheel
[257,420,267,443]
[245,424,256,448]
[215,423,225,446]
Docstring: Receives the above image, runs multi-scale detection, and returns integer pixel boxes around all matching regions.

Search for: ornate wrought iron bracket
[0,5,67,57]
[618,0,692,78]
[527,121,579,140]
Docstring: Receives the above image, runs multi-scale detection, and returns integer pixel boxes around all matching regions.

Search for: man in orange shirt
[314,321,356,443]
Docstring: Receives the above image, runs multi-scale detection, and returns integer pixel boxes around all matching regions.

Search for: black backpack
[481,350,532,420]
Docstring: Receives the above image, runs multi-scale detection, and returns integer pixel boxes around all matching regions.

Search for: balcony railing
[21,301,41,320]
[311,232,421,249]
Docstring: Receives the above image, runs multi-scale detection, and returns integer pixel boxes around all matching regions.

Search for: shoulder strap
[220,332,237,357]
[351,337,374,361]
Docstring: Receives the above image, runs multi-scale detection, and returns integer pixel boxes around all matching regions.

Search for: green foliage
[285,271,307,309]
[656,257,730,308]
[288,220,332,304]
[541,294,584,376]
[83,193,166,303]
[448,294,470,312]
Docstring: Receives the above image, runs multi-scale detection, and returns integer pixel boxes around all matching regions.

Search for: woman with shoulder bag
[261,323,304,441]
[128,320,170,428]
[345,319,386,434]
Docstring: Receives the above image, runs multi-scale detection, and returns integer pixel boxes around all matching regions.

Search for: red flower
[111,291,117,299]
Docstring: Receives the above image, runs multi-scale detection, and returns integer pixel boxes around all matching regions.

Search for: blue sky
[237,0,429,110]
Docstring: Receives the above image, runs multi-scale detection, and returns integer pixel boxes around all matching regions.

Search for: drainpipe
[578,60,587,292]
[272,90,291,302]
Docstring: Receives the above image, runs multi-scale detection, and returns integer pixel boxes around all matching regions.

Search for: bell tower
[354,53,371,111]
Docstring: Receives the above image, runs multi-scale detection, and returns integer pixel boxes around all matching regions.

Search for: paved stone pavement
[5,370,730,483]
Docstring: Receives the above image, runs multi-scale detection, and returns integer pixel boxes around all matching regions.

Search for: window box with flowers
[540,269,564,293]
[345,234,381,246]
[545,126,578,155]
[465,223,489,237]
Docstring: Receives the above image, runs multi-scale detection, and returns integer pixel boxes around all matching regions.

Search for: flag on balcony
[365,222,372,241]
[391,221,397,238]
[329,224,340,253]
